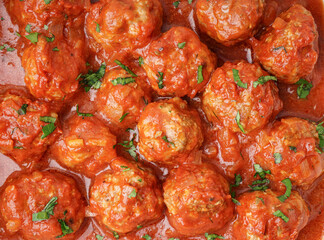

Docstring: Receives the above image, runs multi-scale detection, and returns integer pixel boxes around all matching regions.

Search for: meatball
[163,163,234,236]
[202,60,282,134]
[252,117,323,188]
[233,190,309,240]
[0,171,86,240]
[89,157,164,233]
[138,97,203,165]
[86,0,162,52]
[96,69,151,129]
[142,26,217,98]
[251,4,318,84]
[196,0,265,46]
[51,114,117,177]
[22,36,86,101]
[0,92,61,167]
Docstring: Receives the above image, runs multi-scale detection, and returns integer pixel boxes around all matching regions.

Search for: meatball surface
[96,69,150,129]
[86,0,162,53]
[89,157,164,233]
[0,92,61,167]
[251,4,318,84]
[202,61,282,134]
[252,117,323,188]
[138,97,203,165]
[22,36,86,101]
[142,26,217,98]
[0,171,86,240]
[196,0,265,46]
[163,163,234,236]
[233,190,309,240]
[51,114,117,177]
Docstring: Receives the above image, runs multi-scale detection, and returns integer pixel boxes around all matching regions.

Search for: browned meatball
[89,157,164,233]
[0,171,86,240]
[233,190,309,240]
[95,69,151,129]
[196,0,265,46]
[51,114,117,177]
[22,36,86,101]
[163,163,234,236]
[138,97,203,165]
[202,60,282,134]
[142,26,217,98]
[251,4,318,84]
[251,117,323,188]
[0,92,61,168]
[86,0,162,53]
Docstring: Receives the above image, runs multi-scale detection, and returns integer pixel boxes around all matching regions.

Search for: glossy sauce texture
[0,0,324,239]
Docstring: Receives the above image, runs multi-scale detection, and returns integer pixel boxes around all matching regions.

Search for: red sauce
[0,0,323,239]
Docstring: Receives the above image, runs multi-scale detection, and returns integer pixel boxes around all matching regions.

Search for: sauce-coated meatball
[96,69,150,129]
[163,163,234,236]
[51,114,117,177]
[253,117,323,188]
[251,4,318,84]
[202,60,282,134]
[138,97,203,165]
[233,190,309,240]
[0,171,86,240]
[142,26,217,98]
[89,157,164,233]
[196,0,265,46]
[0,92,61,167]
[86,0,163,52]
[22,37,86,101]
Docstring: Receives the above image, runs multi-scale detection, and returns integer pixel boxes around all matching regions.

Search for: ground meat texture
[233,190,309,240]
[89,157,164,233]
[51,114,117,177]
[202,60,282,134]
[0,171,86,240]
[138,97,203,165]
[22,36,86,101]
[0,92,61,168]
[163,163,234,236]
[252,117,324,188]
[142,26,217,98]
[86,0,162,53]
[251,4,318,84]
[196,0,265,46]
[95,69,151,129]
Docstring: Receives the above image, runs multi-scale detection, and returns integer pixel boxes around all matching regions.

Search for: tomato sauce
[0,0,324,239]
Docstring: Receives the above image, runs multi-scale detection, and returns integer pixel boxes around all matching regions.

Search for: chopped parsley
[253,164,270,179]
[205,233,225,239]
[289,146,297,152]
[111,77,135,86]
[235,111,245,134]
[188,0,193,3]
[232,69,247,89]
[197,65,204,83]
[120,166,131,172]
[76,104,93,117]
[44,25,49,30]
[253,76,277,88]
[16,104,28,115]
[173,1,180,8]
[142,235,152,240]
[162,136,175,147]
[295,79,313,99]
[232,198,241,205]
[56,216,73,238]
[273,46,287,53]
[45,33,55,42]
[44,0,53,4]
[96,235,104,240]
[25,32,39,44]
[316,122,324,151]
[32,196,58,221]
[157,71,164,89]
[230,174,242,205]
[128,189,137,198]
[137,225,143,229]
[113,231,119,239]
[274,152,282,164]
[40,116,56,139]
[52,47,59,51]
[79,63,106,92]
[273,210,289,223]
[277,178,292,202]
[139,57,144,66]
[0,44,15,52]
[177,42,186,49]
[40,116,56,123]
[95,22,100,33]
[119,112,129,122]
[117,137,137,160]
[25,24,31,33]
[168,238,180,240]
[249,164,271,191]
[14,146,24,149]
[114,60,137,77]
[257,197,265,204]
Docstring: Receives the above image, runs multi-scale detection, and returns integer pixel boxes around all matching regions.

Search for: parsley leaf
[52,47,59,51]
[232,69,247,89]
[235,111,245,134]
[139,57,144,66]
[79,63,106,92]
[274,152,282,164]
[56,218,73,238]
[96,235,104,240]
[177,42,186,49]
[40,116,56,123]
[289,146,297,152]
[17,104,28,115]
[119,112,129,122]
[32,196,58,221]
[117,137,137,160]
[142,235,152,240]
[273,210,289,223]
[188,0,193,3]
[253,76,277,88]
[76,104,93,117]
[157,71,164,89]
[249,178,270,191]
[205,232,225,239]
[25,32,40,44]
[111,77,135,86]
[46,33,55,42]
[128,189,137,198]
[112,231,119,239]
[197,65,204,83]
[295,79,313,99]
[277,178,292,202]
[44,0,53,4]
[316,122,324,151]
[114,60,137,77]
[95,22,100,33]
[41,123,56,139]
[253,164,270,179]
[273,46,287,53]
[173,1,180,8]
[25,24,31,33]
[162,136,175,147]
